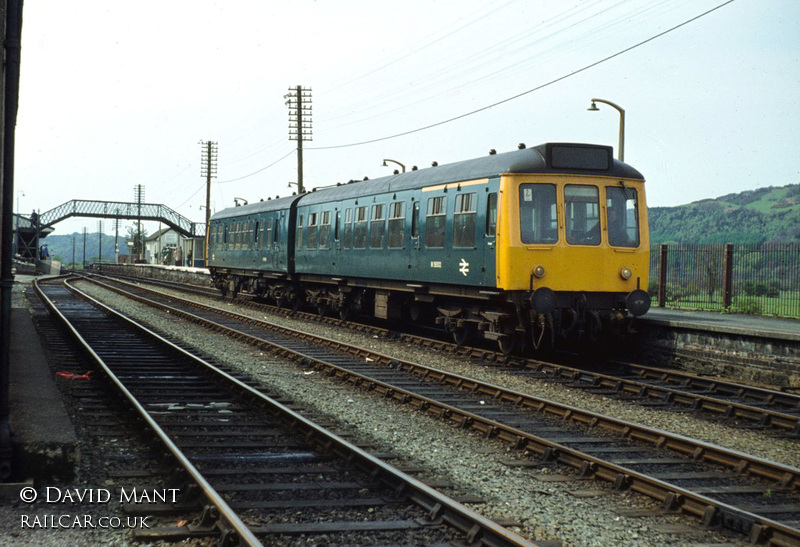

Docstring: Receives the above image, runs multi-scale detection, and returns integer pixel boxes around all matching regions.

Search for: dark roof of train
[299,143,643,206]
[212,143,644,219]
[211,193,301,221]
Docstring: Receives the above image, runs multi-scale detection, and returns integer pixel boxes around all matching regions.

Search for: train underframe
[211,269,647,355]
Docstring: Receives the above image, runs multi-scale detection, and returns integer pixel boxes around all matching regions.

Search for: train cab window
[606,186,640,247]
[353,206,368,249]
[296,215,303,250]
[453,192,477,248]
[486,192,497,236]
[425,196,447,248]
[319,211,331,249]
[307,212,318,249]
[344,208,353,249]
[388,202,405,248]
[411,202,420,239]
[519,184,557,244]
[565,185,600,246]
[370,204,386,249]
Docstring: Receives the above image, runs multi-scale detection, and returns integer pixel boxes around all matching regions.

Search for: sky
[12,0,800,237]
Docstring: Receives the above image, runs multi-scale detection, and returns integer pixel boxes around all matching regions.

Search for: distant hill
[39,232,130,266]
[648,183,800,245]
[34,184,800,259]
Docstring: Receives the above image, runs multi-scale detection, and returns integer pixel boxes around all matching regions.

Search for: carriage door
[480,180,499,286]
[273,213,284,270]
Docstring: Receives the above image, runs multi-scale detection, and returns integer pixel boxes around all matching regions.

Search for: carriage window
[306,212,318,249]
[486,192,497,236]
[387,202,405,248]
[606,186,639,247]
[370,204,386,249]
[265,217,273,245]
[519,184,557,244]
[565,185,600,245]
[254,221,260,249]
[453,192,477,248]
[353,206,368,249]
[344,208,353,249]
[296,214,303,249]
[425,196,447,248]
[334,211,341,242]
[319,211,331,249]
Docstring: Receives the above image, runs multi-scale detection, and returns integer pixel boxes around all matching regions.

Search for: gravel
[8,275,782,545]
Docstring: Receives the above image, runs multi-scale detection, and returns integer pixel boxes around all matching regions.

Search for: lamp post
[382,159,406,174]
[588,98,625,162]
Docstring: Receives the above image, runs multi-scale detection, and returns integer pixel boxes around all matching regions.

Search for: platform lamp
[382,159,406,174]
[587,98,625,162]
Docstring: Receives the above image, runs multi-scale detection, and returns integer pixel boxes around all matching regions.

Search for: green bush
[726,297,763,315]
[741,280,780,297]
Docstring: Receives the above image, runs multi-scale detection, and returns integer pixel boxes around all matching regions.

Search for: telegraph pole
[134,184,145,261]
[114,210,119,264]
[97,220,103,263]
[199,140,217,266]
[285,86,312,194]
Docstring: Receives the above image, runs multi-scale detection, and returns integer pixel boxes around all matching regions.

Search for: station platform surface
[642,307,800,341]
[7,275,78,483]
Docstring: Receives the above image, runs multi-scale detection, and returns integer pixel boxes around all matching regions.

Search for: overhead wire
[309,0,736,151]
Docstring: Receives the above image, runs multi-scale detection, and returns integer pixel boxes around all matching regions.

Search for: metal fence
[649,243,800,318]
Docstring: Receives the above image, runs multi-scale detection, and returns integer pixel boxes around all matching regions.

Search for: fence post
[722,243,733,309]
[658,244,668,307]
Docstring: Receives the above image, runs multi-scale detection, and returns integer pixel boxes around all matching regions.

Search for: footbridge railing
[37,200,206,237]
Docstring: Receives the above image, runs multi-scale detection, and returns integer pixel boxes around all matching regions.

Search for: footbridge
[36,199,205,237]
[14,199,206,261]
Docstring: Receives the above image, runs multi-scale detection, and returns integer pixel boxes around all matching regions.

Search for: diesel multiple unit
[208,142,650,353]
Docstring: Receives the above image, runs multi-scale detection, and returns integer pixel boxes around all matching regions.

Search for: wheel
[451,325,473,346]
[317,304,330,317]
[497,334,522,355]
[338,306,352,321]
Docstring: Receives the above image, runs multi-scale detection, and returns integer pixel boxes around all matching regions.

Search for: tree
[125,225,148,257]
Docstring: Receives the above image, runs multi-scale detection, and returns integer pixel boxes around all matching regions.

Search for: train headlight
[533,265,546,278]
[620,267,632,280]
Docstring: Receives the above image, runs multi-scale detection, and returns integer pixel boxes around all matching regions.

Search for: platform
[642,307,800,342]
[7,275,78,483]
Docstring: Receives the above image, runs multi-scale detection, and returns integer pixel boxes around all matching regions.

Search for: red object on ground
[56,371,94,380]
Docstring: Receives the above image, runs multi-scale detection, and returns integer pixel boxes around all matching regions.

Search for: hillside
[648,183,800,245]
[34,183,800,259]
[38,232,130,266]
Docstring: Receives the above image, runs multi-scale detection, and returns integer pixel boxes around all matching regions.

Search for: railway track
[80,273,800,545]
[98,271,800,437]
[35,276,540,547]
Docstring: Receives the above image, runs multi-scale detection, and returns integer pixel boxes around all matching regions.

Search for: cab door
[479,179,499,287]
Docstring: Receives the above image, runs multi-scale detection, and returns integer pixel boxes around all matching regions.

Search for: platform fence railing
[649,243,800,319]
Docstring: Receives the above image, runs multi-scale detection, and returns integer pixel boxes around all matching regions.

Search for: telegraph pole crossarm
[286,86,312,194]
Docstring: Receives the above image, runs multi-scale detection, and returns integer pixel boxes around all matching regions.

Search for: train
[207,142,650,353]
